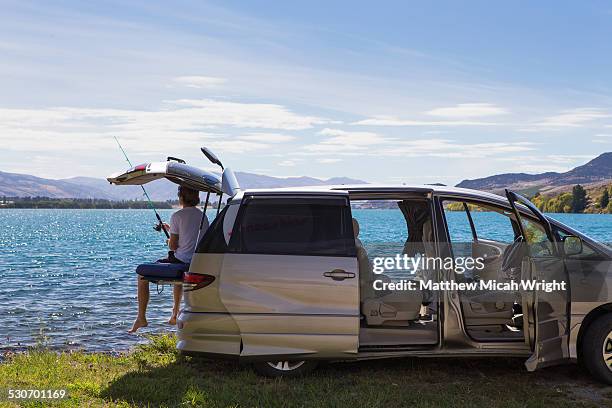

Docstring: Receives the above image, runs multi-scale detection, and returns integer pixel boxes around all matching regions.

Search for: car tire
[252,360,318,378]
[582,313,612,385]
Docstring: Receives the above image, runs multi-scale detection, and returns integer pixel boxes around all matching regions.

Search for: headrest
[352,218,360,238]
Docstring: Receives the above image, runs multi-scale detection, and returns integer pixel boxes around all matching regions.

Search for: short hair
[178,186,200,206]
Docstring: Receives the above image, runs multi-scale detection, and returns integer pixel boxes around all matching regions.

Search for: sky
[1,0,612,185]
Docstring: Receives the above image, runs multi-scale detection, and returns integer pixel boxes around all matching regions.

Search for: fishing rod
[113,136,170,239]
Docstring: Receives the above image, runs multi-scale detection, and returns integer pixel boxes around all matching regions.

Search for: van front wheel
[582,313,612,385]
[252,360,317,377]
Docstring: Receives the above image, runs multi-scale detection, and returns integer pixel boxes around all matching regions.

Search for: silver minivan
[109,158,612,383]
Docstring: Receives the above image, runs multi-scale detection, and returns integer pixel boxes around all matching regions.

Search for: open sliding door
[506,190,570,370]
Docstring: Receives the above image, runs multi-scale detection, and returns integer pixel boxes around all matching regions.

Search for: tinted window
[231,196,355,256]
[196,205,229,253]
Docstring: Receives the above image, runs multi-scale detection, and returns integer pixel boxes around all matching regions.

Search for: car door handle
[323,269,355,281]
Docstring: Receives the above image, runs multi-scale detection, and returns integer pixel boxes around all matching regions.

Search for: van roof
[233,184,508,205]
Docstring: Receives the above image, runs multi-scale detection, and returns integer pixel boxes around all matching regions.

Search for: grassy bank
[1,334,610,408]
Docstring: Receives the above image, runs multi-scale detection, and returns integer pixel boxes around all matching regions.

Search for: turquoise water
[1,209,611,352]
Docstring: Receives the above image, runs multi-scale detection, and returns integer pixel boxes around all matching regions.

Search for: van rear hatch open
[107,161,223,193]
[108,158,240,285]
[108,160,239,197]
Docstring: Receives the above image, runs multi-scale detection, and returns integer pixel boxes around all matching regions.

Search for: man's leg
[128,276,149,333]
[168,284,182,325]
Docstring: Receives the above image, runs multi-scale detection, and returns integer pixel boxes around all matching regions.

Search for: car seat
[459,239,516,327]
[354,218,423,326]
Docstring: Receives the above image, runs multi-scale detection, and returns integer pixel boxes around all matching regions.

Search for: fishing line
[113,136,170,240]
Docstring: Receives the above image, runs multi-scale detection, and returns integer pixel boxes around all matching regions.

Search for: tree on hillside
[571,184,588,213]
[600,189,610,210]
[531,192,548,211]
[545,192,573,213]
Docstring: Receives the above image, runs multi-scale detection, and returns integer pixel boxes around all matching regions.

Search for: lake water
[1,209,611,353]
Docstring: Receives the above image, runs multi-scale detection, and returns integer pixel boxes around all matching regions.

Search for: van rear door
[219,193,360,360]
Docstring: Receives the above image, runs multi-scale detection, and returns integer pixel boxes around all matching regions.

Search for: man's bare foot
[168,315,177,326]
[128,318,148,333]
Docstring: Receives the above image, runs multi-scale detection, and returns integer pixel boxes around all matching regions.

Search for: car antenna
[113,136,170,240]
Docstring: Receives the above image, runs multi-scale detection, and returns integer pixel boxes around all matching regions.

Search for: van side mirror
[563,235,583,256]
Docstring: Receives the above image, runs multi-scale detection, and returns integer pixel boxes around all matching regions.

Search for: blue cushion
[136,263,188,280]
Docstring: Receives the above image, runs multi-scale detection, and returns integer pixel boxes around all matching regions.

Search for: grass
[0,334,610,408]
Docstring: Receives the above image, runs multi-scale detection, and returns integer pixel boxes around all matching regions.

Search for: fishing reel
[153,221,166,233]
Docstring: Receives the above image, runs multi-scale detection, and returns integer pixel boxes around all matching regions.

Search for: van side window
[443,200,517,256]
[231,196,356,257]
[197,205,230,254]
[521,217,554,257]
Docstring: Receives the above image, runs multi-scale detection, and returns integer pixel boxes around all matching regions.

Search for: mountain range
[456,152,612,195]
[0,171,366,201]
[2,152,610,200]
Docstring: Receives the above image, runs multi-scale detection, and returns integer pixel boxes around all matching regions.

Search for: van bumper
[177,310,242,357]
[177,310,358,361]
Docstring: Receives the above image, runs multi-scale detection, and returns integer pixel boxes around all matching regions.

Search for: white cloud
[302,128,535,159]
[496,154,594,173]
[377,140,535,159]
[426,103,508,118]
[173,76,227,88]
[593,133,612,143]
[203,139,272,153]
[238,133,297,143]
[527,108,611,129]
[317,158,342,164]
[357,107,612,132]
[0,97,335,178]
[0,99,327,133]
[302,128,393,153]
[318,128,392,145]
[167,99,328,129]
[278,160,297,166]
[352,103,508,127]
[352,116,503,127]
[0,99,329,156]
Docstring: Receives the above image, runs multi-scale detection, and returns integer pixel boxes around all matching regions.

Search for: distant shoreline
[0,198,173,210]
[0,207,229,210]
[0,197,223,210]
[2,207,612,216]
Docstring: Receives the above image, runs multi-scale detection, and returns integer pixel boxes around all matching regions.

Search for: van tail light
[183,272,215,291]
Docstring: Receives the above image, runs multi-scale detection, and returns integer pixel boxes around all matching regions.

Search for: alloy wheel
[603,330,612,372]
[266,361,306,371]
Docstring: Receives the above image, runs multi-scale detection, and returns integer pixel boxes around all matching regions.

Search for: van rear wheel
[582,313,612,385]
[252,360,317,377]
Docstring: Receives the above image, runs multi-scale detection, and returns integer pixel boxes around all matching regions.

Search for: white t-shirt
[169,206,209,263]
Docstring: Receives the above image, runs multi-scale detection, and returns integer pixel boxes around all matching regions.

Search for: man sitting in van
[129,186,209,333]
